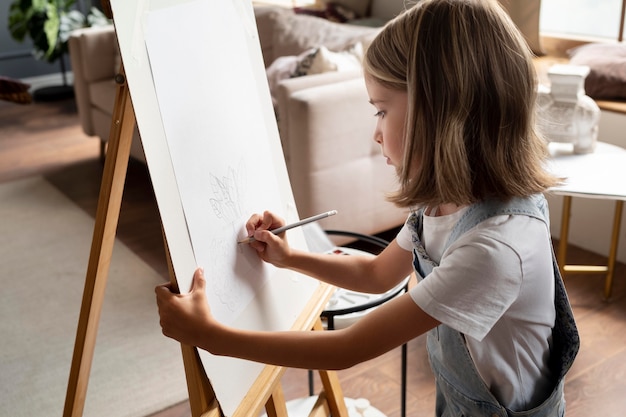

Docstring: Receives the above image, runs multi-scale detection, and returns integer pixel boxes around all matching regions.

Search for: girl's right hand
[244,211,292,267]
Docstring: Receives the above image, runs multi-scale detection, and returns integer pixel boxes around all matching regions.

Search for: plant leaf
[58,10,85,43]
[42,2,60,61]
[87,6,112,27]
[8,0,103,64]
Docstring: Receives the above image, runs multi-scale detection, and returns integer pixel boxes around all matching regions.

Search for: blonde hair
[363,0,560,208]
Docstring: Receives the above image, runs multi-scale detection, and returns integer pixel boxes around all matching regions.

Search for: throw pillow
[266,43,363,107]
[292,43,363,77]
[568,43,626,100]
[265,52,309,107]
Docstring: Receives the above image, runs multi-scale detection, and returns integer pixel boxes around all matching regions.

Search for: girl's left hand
[155,268,213,348]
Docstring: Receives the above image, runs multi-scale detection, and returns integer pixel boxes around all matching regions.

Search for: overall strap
[441,194,579,381]
[444,194,548,251]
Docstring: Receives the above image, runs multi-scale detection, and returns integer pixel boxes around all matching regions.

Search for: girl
[156,0,579,415]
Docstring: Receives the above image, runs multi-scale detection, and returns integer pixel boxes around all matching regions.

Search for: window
[540,0,626,41]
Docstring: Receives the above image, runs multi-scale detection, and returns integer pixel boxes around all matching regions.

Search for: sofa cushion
[272,11,380,59]
[267,43,363,107]
[568,43,626,100]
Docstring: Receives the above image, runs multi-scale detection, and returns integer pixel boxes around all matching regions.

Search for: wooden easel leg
[63,68,135,417]
[162,234,221,417]
[264,384,289,417]
[309,391,331,417]
[313,319,349,417]
[63,65,224,417]
[182,345,222,417]
[264,318,350,417]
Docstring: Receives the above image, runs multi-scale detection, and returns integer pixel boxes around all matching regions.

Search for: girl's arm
[156,268,439,370]
[245,211,413,293]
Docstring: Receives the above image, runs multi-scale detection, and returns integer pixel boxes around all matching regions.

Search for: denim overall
[409,194,579,417]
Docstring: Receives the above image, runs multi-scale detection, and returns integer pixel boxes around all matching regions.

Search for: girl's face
[365,73,408,170]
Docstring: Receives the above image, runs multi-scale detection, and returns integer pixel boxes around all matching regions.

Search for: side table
[548,141,626,299]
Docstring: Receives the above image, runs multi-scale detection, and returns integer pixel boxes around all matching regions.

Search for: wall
[546,109,626,264]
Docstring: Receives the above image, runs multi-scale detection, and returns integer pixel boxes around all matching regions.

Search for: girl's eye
[374,110,385,118]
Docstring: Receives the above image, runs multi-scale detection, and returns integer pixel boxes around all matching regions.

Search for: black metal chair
[307,230,409,417]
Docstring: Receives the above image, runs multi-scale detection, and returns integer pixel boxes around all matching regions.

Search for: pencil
[237,210,338,244]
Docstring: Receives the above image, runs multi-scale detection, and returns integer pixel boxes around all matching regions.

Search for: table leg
[557,196,572,276]
[604,200,624,300]
[558,196,623,300]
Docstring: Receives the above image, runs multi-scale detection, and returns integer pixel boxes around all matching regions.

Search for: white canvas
[109,0,321,415]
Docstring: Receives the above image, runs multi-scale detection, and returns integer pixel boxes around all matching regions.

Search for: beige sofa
[69,1,410,238]
[68,25,144,161]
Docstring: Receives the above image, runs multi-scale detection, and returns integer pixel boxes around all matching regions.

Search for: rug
[0,177,188,416]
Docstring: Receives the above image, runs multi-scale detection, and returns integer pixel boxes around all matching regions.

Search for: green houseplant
[8,0,110,99]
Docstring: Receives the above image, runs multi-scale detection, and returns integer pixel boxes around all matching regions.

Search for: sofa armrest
[276,70,362,161]
[286,77,374,172]
[68,25,118,136]
[281,77,408,236]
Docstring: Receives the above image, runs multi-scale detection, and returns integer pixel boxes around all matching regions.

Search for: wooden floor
[1,97,625,417]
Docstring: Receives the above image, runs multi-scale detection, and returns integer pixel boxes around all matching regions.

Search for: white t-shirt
[396,208,556,411]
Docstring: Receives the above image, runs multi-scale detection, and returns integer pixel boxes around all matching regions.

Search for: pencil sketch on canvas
[144,0,284,325]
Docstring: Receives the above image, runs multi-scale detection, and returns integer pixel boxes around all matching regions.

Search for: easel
[63,2,350,416]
